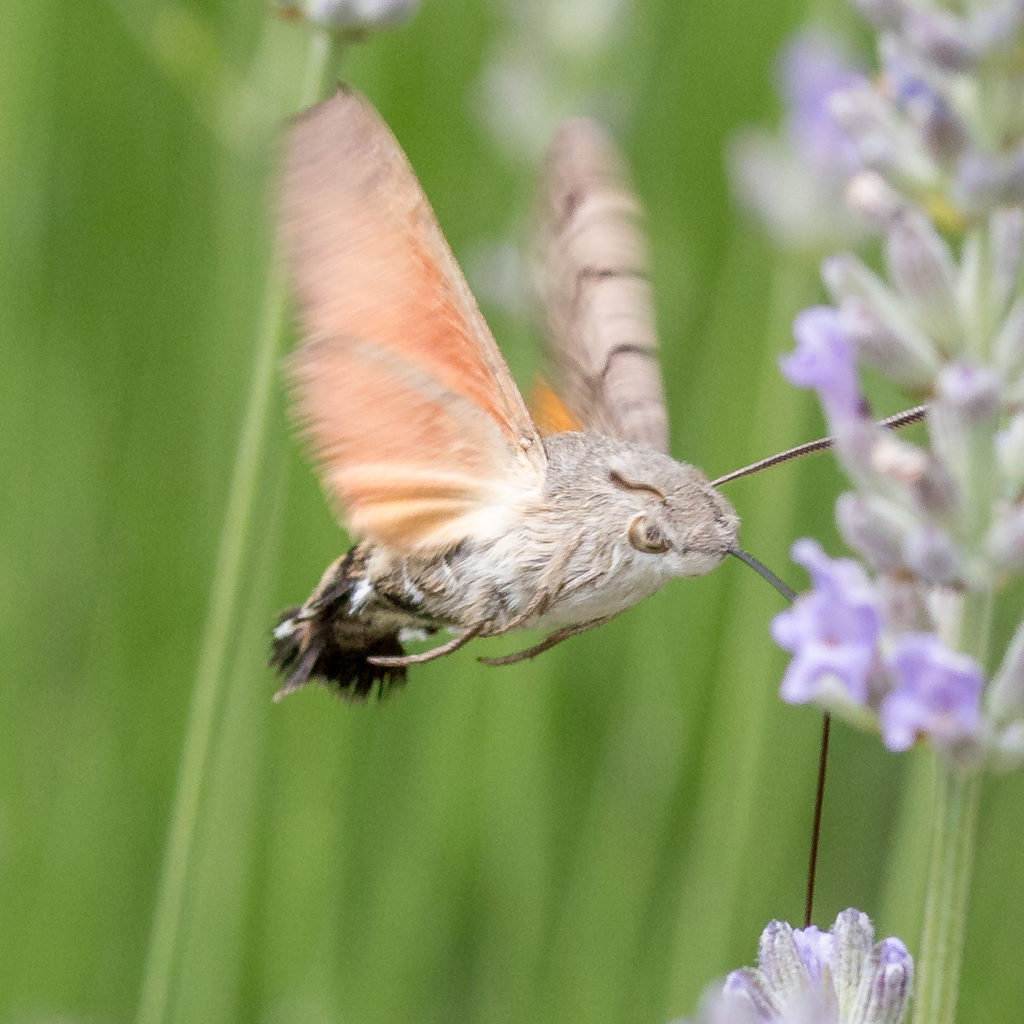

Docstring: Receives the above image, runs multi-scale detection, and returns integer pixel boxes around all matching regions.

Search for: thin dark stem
[804,712,831,929]
[711,405,928,487]
[728,545,830,929]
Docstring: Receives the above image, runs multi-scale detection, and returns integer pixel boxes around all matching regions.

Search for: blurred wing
[534,119,668,453]
[281,86,546,554]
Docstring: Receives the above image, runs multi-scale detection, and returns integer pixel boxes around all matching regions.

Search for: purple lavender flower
[880,39,967,164]
[781,307,863,421]
[771,539,882,707]
[728,30,867,249]
[683,909,912,1023]
[880,633,984,751]
[935,362,1001,422]
[781,31,864,177]
[300,0,420,33]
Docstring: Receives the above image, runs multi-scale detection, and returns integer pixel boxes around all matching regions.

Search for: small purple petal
[877,936,913,971]
[792,925,834,985]
[782,307,863,419]
[304,0,420,30]
[781,32,864,176]
[881,38,969,162]
[902,525,961,584]
[863,937,914,1023]
[772,540,882,706]
[936,362,1001,421]
[880,634,984,751]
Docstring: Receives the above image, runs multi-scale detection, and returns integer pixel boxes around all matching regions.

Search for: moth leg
[367,625,484,667]
[478,615,615,666]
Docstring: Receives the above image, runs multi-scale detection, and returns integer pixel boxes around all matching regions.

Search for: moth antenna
[710,404,927,487]
[726,544,828,927]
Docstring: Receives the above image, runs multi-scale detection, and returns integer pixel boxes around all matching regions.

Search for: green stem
[134,26,339,1024]
[910,761,981,1024]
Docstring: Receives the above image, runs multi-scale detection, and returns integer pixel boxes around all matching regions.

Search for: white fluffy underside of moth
[348,431,739,636]
[360,519,676,637]
[270,431,739,696]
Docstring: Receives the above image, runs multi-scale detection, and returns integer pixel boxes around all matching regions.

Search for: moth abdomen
[270,548,411,702]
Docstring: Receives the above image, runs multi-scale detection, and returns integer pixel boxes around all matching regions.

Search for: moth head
[541,432,739,578]
[606,452,739,577]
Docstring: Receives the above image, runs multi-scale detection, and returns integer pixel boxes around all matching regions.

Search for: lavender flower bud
[846,170,905,227]
[988,501,1024,570]
[936,362,1002,422]
[853,0,906,31]
[992,722,1024,770]
[838,296,938,388]
[931,364,1001,528]
[727,31,866,250]
[830,908,875,1017]
[880,36,968,164]
[720,968,776,1018]
[878,574,933,633]
[902,8,975,72]
[757,920,816,995]
[728,133,862,250]
[955,143,1024,215]
[851,937,915,1024]
[993,296,1024,381]
[996,414,1024,488]
[781,31,864,177]
[830,81,936,187]
[884,209,961,354]
[969,0,1024,58]
[869,434,928,484]
[987,207,1024,321]
[300,0,420,33]
[907,453,961,518]
[988,619,1024,724]
[866,435,963,523]
[823,254,941,376]
[936,360,1001,414]
[912,89,967,167]
[836,491,909,572]
[902,524,963,584]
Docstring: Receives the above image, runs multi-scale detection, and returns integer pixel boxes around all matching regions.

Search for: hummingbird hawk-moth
[270,85,770,701]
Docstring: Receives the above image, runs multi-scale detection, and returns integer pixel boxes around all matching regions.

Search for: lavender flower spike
[771,539,882,712]
[880,633,984,753]
[681,909,912,1024]
[781,31,863,179]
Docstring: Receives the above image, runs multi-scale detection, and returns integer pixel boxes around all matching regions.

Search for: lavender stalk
[727,5,1024,1022]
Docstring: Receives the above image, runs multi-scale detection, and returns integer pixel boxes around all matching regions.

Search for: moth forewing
[280,86,547,556]
[287,335,545,554]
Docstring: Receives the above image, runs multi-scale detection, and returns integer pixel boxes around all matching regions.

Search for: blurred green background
[3,1,1023,1022]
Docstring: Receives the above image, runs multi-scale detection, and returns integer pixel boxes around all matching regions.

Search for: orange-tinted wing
[280,86,546,554]
[533,119,669,454]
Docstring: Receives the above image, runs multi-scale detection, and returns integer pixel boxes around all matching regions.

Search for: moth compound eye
[627,514,670,554]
